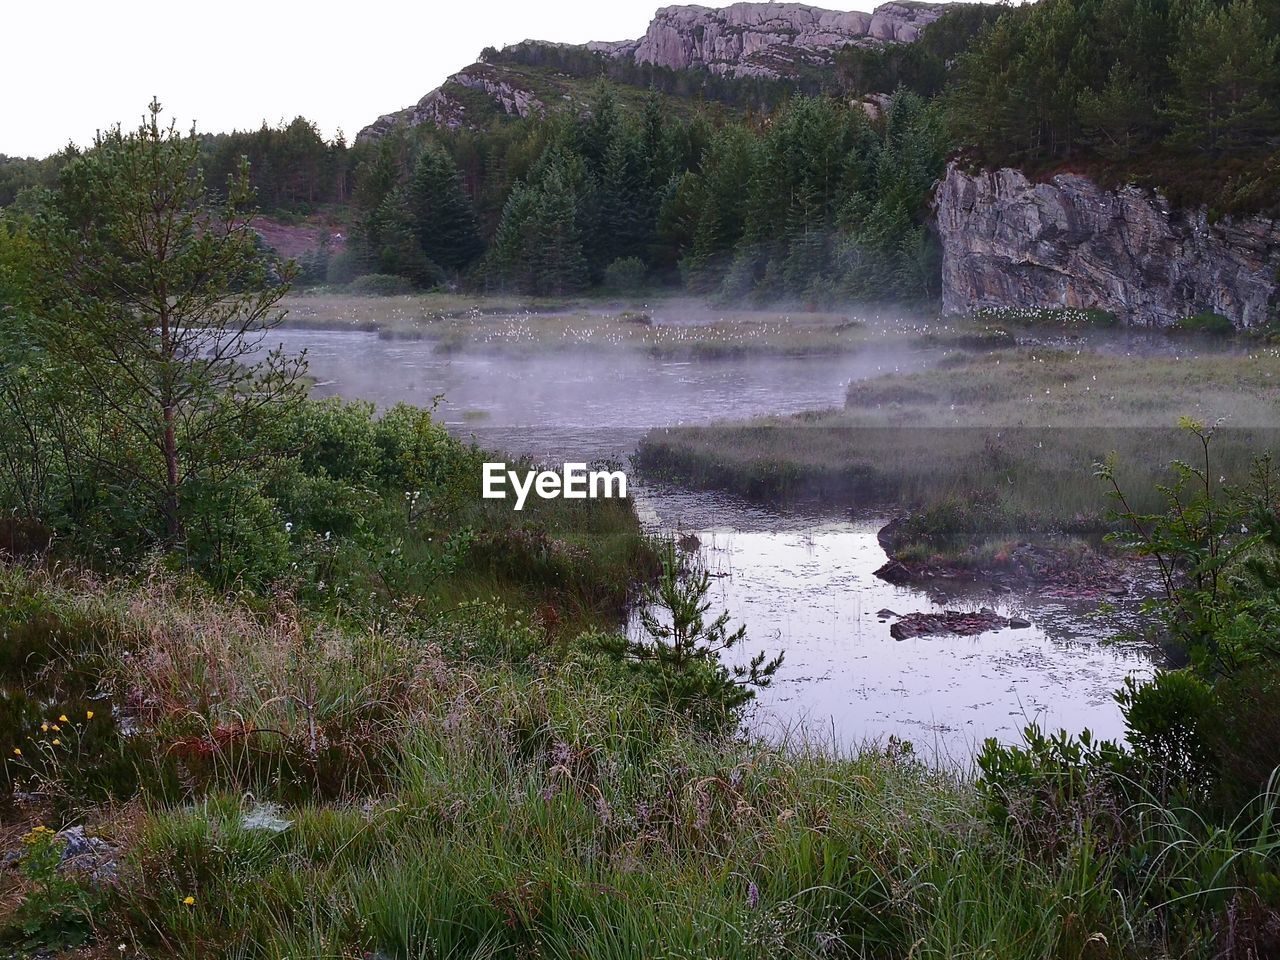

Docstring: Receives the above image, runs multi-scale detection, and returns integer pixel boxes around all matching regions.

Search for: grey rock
[57,826,119,884]
[632,1,945,78]
[933,162,1280,329]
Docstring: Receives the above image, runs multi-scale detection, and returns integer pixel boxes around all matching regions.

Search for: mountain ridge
[356,1,947,141]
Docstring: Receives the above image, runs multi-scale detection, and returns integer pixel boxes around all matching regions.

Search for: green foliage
[200,116,351,213]
[1174,310,1236,336]
[602,255,648,294]
[407,145,483,271]
[976,725,1129,853]
[837,3,1005,98]
[347,272,418,296]
[594,545,782,729]
[950,0,1280,213]
[3,826,100,951]
[1097,421,1280,674]
[1116,670,1222,801]
[1164,0,1280,157]
[18,99,305,550]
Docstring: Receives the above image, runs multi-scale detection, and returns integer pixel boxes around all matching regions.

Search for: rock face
[631,1,944,77]
[357,2,946,141]
[933,163,1280,328]
[358,66,547,140]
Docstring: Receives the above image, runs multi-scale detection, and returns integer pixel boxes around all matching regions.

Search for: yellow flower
[58,715,69,723]
[51,739,61,746]
[86,710,95,720]
[40,723,48,732]
[51,724,61,732]
[20,825,54,845]
[182,896,195,906]
[11,748,20,756]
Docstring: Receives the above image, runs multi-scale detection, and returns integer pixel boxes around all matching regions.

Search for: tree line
[332,85,949,303]
[948,0,1280,213]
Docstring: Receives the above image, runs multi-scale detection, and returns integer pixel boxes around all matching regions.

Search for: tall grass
[4,564,1274,958]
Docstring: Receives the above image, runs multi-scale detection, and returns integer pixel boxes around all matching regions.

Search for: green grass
[2,564,1276,959]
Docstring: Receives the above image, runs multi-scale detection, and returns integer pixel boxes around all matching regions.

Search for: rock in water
[889,610,1031,640]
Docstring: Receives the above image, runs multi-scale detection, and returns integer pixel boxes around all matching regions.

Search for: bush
[294,246,330,287]
[348,274,416,296]
[1174,311,1235,337]
[1206,662,1280,813]
[602,256,648,295]
[1116,670,1221,803]
[325,248,363,285]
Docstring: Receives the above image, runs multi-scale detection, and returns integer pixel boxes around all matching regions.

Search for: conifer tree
[407,145,482,271]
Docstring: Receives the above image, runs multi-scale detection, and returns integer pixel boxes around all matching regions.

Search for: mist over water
[263,324,1160,760]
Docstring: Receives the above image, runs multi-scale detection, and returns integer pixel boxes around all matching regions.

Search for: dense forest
[2,0,1277,301]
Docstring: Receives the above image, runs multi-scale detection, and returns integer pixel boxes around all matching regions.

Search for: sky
[1,0,836,158]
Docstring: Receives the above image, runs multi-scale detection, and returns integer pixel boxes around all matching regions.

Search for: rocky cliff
[933,164,1280,328]
[630,1,943,77]
[358,1,945,140]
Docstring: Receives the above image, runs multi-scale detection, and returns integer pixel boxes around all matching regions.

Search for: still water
[268,327,1158,758]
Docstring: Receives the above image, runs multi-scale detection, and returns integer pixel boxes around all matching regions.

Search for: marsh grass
[639,349,1280,552]
[277,292,1016,359]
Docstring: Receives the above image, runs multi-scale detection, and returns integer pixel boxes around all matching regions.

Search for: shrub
[324,248,363,285]
[1206,661,1280,813]
[1116,670,1221,803]
[592,544,782,730]
[3,826,101,951]
[348,273,416,296]
[602,256,648,295]
[1174,311,1235,336]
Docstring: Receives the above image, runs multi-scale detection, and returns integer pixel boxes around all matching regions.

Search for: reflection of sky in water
[630,520,1155,761]
[265,328,1159,759]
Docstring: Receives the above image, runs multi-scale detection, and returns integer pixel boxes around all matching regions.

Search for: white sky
[6,0,903,158]
[2,0,988,158]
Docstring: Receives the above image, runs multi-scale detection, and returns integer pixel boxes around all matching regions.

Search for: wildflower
[182,895,195,906]
[21,825,54,845]
[11,748,20,757]
[747,881,760,909]
[41,723,48,732]
[51,739,61,746]
[86,710,95,720]
[58,715,69,723]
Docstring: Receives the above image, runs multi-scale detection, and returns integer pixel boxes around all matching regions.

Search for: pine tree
[371,187,443,288]
[407,146,483,271]
[534,163,589,296]
[28,100,305,544]
[1165,0,1280,154]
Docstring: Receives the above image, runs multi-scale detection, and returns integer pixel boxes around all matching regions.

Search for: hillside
[356,1,948,139]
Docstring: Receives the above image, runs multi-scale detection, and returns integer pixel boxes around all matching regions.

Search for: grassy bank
[277,292,1026,359]
[638,348,1280,573]
[2,564,1277,959]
